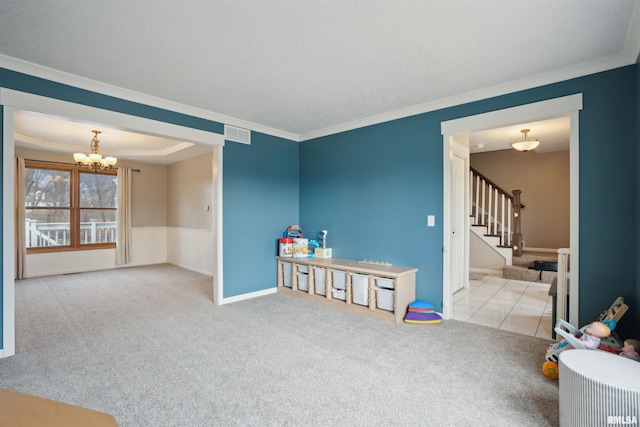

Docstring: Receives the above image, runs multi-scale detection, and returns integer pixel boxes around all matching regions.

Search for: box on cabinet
[350,272,369,306]
[282,262,293,288]
[375,287,394,311]
[313,267,326,296]
[331,270,347,290]
[374,276,395,289]
[315,247,332,258]
[331,288,346,300]
[296,272,308,291]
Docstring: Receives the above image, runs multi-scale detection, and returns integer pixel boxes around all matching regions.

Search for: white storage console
[277,257,417,322]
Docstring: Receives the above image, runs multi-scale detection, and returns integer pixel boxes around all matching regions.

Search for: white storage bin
[332,288,346,301]
[375,287,394,311]
[296,272,308,291]
[282,262,293,288]
[297,264,309,274]
[313,267,326,296]
[331,270,347,290]
[350,272,369,306]
[374,276,395,289]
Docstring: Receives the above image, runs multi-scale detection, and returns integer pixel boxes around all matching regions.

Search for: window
[24,162,117,253]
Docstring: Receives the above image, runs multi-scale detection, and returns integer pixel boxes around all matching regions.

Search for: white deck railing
[26,219,116,247]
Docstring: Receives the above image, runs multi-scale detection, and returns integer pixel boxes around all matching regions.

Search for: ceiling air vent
[224,125,251,145]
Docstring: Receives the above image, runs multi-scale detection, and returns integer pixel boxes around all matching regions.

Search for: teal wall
[1,63,639,351]
[301,65,639,339]
[223,132,299,297]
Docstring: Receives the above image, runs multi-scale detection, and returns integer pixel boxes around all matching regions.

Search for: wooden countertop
[276,256,417,277]
[0,388,118,427]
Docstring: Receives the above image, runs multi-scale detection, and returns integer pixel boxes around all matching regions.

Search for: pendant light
[73,130,118,173]
[511,129,540,152]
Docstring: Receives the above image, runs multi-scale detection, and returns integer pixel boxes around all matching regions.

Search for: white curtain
[116,167,132,265]
[15,157,26,279]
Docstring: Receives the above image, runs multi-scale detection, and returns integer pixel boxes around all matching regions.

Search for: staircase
[470,168,558,283]
[469,221,513,266]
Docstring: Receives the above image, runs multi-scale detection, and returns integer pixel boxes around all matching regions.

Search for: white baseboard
[167,261,213,277]
[217,287,277,305]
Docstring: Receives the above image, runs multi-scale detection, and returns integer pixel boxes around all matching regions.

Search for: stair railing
[470,167,524,255]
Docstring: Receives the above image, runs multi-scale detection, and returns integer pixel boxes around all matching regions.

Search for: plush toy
[580,321,611,349]
[620,339,640,362]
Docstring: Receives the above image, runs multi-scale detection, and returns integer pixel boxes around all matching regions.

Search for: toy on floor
[542,295,629,379]
[404,300,442,324]
[579,321,611,348]
[620,339,640,362]
[597,296,628,324]
[542,319,618,379]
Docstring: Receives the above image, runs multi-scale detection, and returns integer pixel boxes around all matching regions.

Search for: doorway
[441,94,582,328]
[1,88,225,358]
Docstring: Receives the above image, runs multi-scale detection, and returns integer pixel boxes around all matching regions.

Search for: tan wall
[15,147,168,227]
[470,232,505,272]
[471,149,570,249]
[167,151,213,230]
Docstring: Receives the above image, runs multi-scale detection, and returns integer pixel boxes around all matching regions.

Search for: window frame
[25,161,117,254]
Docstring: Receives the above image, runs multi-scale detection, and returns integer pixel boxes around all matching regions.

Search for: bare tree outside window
[24,163,117,251]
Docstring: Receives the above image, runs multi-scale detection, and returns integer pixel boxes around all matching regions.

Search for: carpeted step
[503,265,558,283]
[503,265,542,282]
[512,251,558,267]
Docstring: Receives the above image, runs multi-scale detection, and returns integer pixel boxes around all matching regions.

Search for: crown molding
[2,43,637,145]
[0,54,300,142]
[299,52,636,141]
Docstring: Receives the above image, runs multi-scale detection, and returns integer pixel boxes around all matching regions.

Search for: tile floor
[452,274,554,339]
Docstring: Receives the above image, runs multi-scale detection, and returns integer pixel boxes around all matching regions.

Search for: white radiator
[559,350,640,426]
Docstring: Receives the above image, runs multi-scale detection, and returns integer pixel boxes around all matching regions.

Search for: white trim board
[440,94,582,327]
[2,106,16,357]
[0,89,225,147]
[0,89,225,357]
[217,287,278,305]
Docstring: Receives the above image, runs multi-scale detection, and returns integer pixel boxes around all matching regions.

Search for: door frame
[441,94,582,324]
[1,88,225,358]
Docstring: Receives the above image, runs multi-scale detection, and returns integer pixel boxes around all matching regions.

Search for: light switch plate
[428,215,435,227]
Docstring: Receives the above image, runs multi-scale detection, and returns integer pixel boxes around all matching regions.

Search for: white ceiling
[1,0,639,161]
[13,110,214,165]
[470,116,571,154]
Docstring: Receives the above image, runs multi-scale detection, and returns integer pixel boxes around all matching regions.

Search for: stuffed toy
[620,339,640,362]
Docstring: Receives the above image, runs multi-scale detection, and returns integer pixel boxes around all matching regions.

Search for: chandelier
[73,130,118,173]
[510,129,540,152]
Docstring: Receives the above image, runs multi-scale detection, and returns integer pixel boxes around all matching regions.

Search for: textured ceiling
[1,0,639,151]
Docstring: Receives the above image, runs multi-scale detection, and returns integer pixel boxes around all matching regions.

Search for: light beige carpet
[0,264,559,426]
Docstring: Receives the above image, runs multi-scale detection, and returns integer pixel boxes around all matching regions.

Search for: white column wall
[166,227,214,276]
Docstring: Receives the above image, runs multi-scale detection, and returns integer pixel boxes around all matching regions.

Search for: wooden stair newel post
[512,190,523,257]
